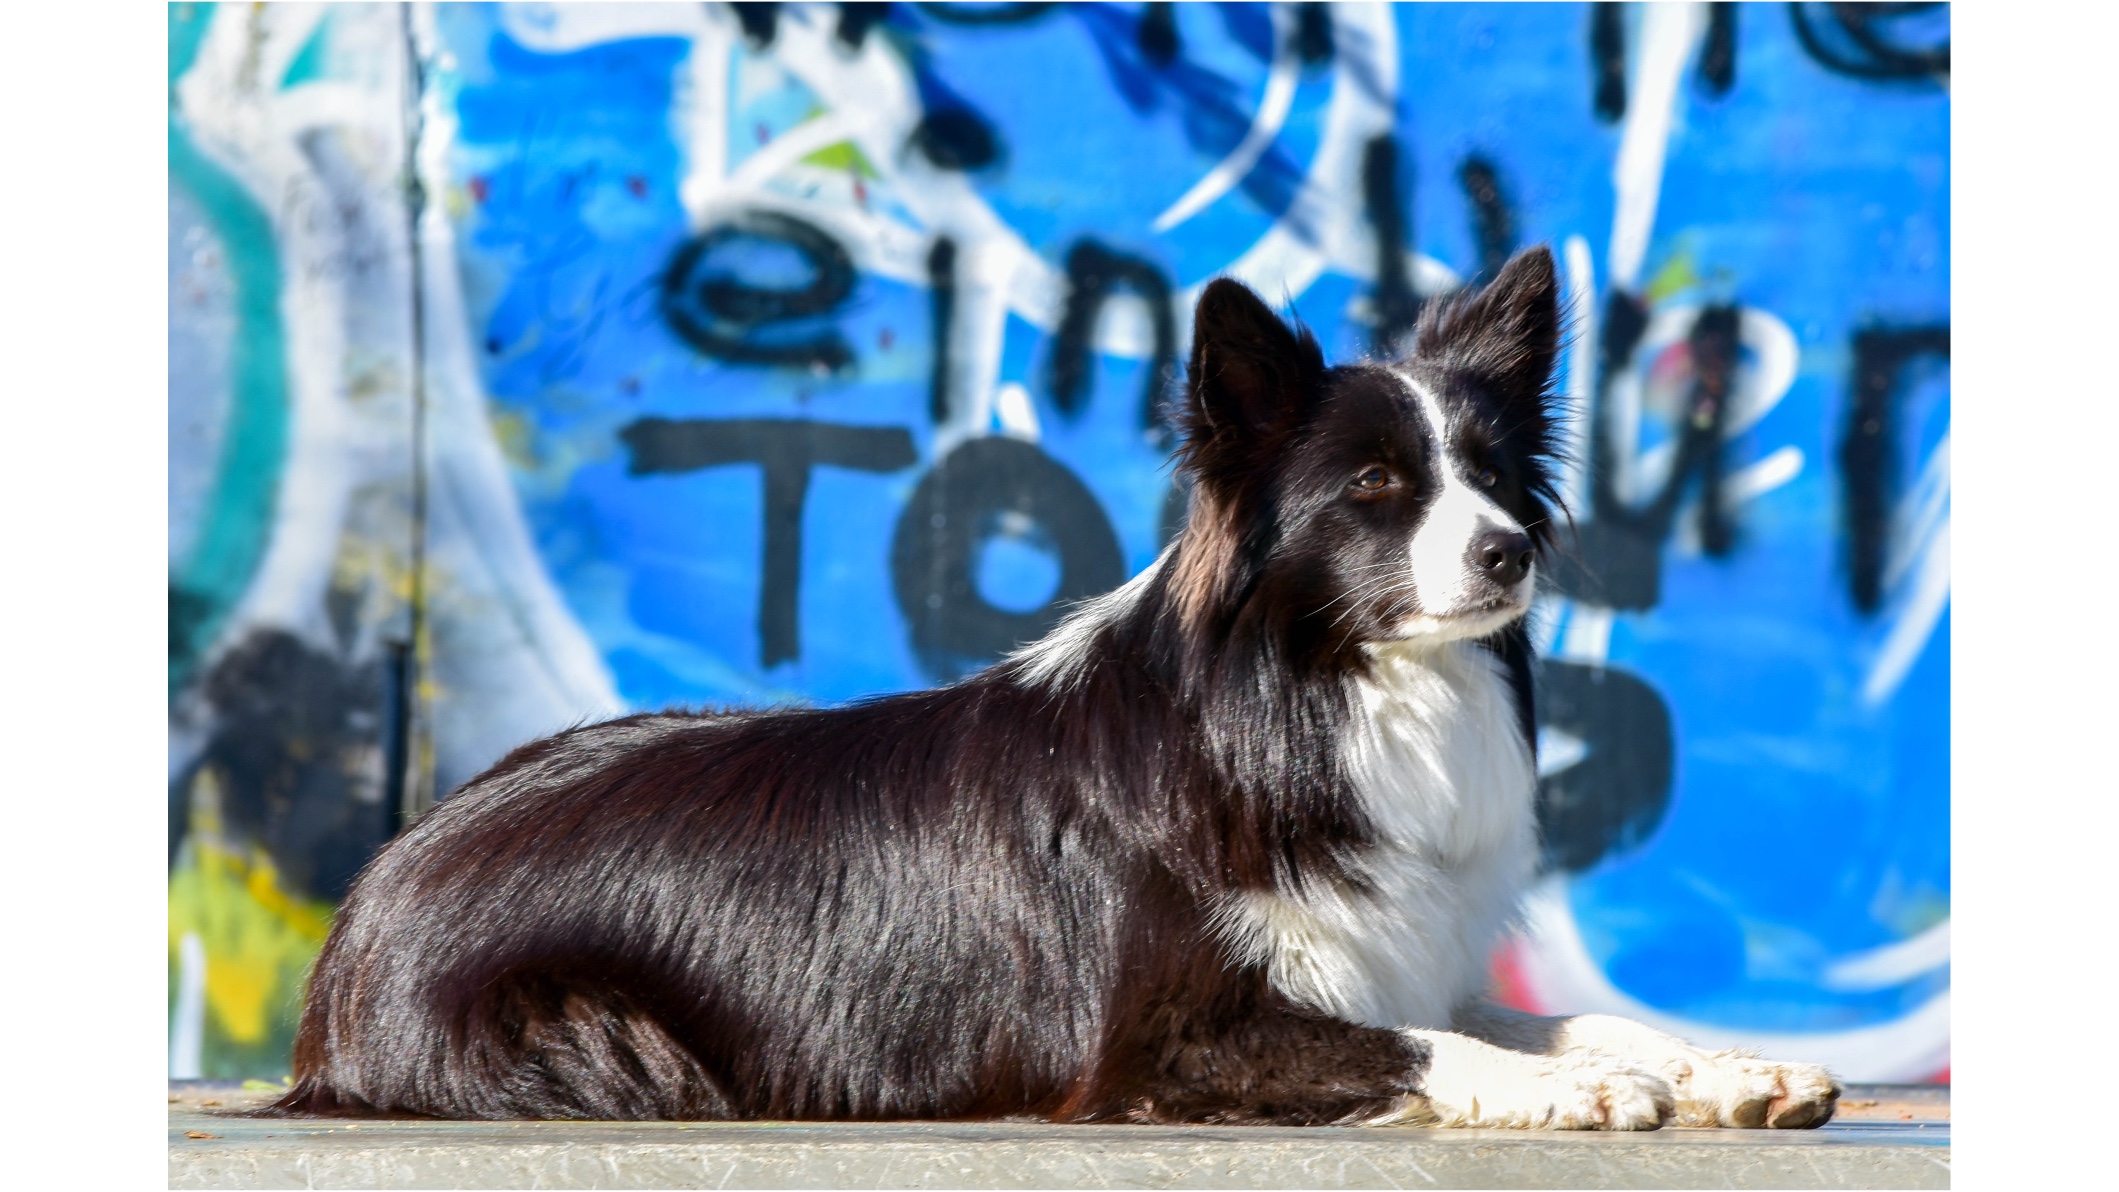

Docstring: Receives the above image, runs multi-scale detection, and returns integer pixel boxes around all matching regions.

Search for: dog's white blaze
[1395,372,1532,619]
[1221,639,1538,1030]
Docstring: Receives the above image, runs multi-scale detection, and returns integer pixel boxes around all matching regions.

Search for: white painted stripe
[680,9,733,221]
[1559,603,1614,665]
[1527,592,1568,656]
[1607,3,1708,290]
[495,0,733,226]
[931,235,1019,452]
[1558,235,1598,516]
[1514,879,1951,1082]
[498,1,711,49]
[992,382,1041,442]
[1823,921,1950,992]
[170,932,206,1081]
[1884,431,1951,594]
[1607,361,1645,507]
[411,3,627,719]
[762,7,1045,446]
[1862,513,1950,707]
[1152,5,1300,233]
[724,111,863,192]
[1725,445,1805,504]
[1186,4,1400,312]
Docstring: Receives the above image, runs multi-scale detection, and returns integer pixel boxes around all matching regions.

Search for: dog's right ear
[1179,279,1324,468]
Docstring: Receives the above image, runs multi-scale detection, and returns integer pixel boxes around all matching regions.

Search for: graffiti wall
[168,2,1949,1082]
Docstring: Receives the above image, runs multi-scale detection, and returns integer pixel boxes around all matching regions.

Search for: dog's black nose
[1472,530,1534,589]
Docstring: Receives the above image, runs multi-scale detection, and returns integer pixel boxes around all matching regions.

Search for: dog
[271,246,1840,1129]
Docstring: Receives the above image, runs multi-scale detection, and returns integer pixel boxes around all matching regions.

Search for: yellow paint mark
[1644,251,1702,304]
[330,527,418,615]
[489,408,539,471]
[170,770,334,1050]
[800,140,879,179]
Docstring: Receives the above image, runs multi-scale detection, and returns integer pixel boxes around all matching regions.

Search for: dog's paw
[1760,1060,1841,1129]
[1584,1059,1681,1131]
[1395,1054,1675,1130]
[1671,1051,1841,1129]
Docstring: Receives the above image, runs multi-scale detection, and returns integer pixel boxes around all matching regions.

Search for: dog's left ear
[1185,278,1324,440]
[1176,278,1326,485]
[1412,245,1561,402]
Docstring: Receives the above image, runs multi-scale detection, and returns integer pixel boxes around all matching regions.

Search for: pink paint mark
[1649,342,1693,386]
[1487,940,1544,1014]
[626,175,648,199]
[755,122,772,145]
[468,176,490,204]
[853,177,867,206]
[878,327,894,351]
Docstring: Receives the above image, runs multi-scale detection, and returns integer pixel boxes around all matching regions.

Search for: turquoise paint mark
[168,1,291,695]
[169,3,213,80]
[279,12,331,90]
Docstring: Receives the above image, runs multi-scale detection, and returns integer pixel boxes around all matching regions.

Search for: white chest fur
[1218,640,1539,1030]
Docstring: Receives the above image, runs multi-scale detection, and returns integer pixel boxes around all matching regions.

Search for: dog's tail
[257,971,733,1121]
[256,1073,389,1118]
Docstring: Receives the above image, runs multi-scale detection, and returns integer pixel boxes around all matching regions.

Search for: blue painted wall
[170,3,1949,1079]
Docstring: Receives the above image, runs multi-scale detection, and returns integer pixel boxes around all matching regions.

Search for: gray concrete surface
[169,1084,1949,1190]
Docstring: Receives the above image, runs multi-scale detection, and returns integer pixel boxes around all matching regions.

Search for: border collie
[273,247,1839,1129]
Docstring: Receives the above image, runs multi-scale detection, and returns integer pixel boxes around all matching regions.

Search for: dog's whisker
[1309,574,1406,623]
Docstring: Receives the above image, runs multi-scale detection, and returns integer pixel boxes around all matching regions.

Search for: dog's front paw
[1674,1052,1841,1129]
[1590,1059,1681,1131]
[1411,1054,1674,1130]
[1565,1057,1677,1131]
[1761,1060,1842,1129]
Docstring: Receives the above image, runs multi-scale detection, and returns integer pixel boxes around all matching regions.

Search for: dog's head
[1170,246,1566,654]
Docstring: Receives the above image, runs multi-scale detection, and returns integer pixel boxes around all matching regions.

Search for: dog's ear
[1412,245,1561,403]
[1179,279,1323,464]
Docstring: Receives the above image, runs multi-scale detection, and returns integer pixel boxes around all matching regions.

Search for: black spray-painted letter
[891,436,1123,678]
[661,211,857,372]
[622,418,917,667]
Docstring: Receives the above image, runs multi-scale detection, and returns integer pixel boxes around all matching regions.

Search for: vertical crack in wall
[396,1,435,826]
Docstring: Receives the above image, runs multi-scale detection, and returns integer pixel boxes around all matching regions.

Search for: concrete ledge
[169,1085,1948,1190]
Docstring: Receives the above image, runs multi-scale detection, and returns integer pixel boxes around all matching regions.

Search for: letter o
[891,436,1124,671]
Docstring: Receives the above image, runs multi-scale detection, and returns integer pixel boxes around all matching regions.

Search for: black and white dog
[274,247,1839,1129]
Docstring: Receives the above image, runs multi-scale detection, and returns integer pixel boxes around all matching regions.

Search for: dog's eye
[1474,466,1499,489]
[1352,466,1392,493]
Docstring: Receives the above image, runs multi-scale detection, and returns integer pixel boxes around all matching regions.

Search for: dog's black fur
[270,247,1567,1124]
